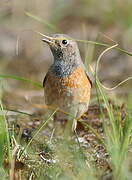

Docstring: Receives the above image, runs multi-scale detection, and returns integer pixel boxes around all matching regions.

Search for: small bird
[42,34,92,131]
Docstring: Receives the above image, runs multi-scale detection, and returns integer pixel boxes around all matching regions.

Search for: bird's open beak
[42,34,54,45]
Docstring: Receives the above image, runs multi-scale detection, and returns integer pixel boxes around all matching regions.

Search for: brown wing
[85,70,93,87]
[81,62,93,87]
[43,74,48,87]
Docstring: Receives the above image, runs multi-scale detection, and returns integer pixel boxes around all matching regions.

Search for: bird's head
[42,34,81,62]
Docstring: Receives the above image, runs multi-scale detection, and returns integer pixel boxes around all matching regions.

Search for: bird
[42,34,92,132]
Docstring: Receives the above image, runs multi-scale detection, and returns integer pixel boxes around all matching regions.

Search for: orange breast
[44,67,91,104]
[61,67,90,88]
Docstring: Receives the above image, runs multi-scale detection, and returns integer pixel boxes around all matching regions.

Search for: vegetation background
[0,0,132,180]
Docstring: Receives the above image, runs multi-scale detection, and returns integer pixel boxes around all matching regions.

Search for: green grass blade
[0,100,11,166]
[75,39,132,57]
[20,109,58,159]
[3,108,32,116]
[0,74,43,88]
[25,12,59,32]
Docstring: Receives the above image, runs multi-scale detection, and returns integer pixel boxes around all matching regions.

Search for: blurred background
[0,0,132,110]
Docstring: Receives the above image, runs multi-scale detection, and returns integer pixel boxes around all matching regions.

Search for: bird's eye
[62,39,68,45]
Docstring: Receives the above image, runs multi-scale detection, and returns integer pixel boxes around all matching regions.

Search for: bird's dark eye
[62,39,68,45]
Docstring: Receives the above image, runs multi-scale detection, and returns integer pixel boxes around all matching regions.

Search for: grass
[0,82,132,179]
[96,80,132,180]
[0,97,11,179]
[0,50,132,179]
